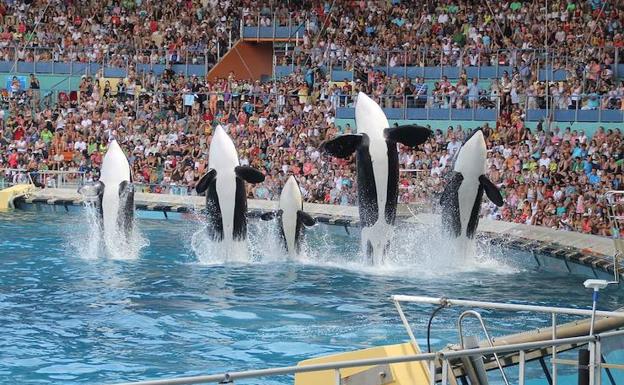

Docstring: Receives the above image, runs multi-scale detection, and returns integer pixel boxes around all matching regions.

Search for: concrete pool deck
[14,187,619,274]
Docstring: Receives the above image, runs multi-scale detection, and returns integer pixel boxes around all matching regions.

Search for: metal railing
[606,191,624,265]
[393,295,624,385]
[0,168,85,189]
[0,46,221,78]
[274,45,622,77]
[105,294,624,385]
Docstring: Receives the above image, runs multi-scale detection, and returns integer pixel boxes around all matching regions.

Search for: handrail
[105,330,624,385]
[391,295,624,319]
[457,310,510,385]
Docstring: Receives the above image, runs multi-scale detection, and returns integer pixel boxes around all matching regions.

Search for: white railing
[105,296,624,385]
[0,168,86,189]
[393,295,624,385]
[105,331,624,385]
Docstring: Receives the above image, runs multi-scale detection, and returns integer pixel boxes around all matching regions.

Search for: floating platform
[0,184,35,210]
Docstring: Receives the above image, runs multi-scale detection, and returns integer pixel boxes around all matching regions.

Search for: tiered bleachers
[0,0,623,236]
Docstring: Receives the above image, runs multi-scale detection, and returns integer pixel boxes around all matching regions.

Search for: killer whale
[196,125,265,259]
[260,176,316,257]
[320,92,432,264]
[440,129,504,240]
[78,139,134,238]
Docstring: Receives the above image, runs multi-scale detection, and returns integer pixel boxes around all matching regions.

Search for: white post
[595,340,602,385]
[589,341,596,385]
[393,300,419,350]
[441,359,448,385]
[552,312,558,385]
[519,350,526,385]
[429,360,436,385]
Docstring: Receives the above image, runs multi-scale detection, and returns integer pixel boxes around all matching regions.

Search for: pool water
[0,210,623,385]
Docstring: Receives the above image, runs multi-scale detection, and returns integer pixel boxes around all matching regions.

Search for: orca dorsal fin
[320,134,363,159]
[479,175,504,207]
[235,166,265,184]
[384,125,432,147]
[260,209,282,221]
[196,169,217,195]
[297,210,316,227]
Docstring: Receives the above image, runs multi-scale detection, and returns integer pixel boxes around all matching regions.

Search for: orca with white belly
[260,176,316,257]
[320,92,432,264]
[78,139,134,237]
[440,129,504,239]
[196,125,265,258]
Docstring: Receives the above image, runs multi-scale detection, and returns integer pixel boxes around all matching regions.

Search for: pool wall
[13,187,620,280]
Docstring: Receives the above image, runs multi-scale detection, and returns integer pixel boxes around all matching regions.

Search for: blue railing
[334,93,624,123]
[275,65,617,82]
[242,25,305,40]
[0,61,207,78]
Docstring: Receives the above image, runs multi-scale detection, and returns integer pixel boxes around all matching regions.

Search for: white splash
[68,202,148,260]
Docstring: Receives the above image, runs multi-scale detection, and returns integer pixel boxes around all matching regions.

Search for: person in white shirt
[538,153,551,168]
[446,138,461,156]
[578,131,588,144]
[74,139,87,152]
[439,150,451,168]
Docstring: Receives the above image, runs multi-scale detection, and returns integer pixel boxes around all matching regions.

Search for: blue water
[1,210,623,385]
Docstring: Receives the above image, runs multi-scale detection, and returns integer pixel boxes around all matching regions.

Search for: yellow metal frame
[295,342,430,385]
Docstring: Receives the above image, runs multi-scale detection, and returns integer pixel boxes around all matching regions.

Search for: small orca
[320,92,432,264]
[78,139,134,237]
[440,129,504,240]
[196,125,265,259]
[260,176,316,257]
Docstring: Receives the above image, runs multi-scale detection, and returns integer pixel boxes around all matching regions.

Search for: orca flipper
[466,185,484,239]
[260,209,282,221]
[196,169,217,195]
[440,172,464,237]
[320,134,363,158]
[384,125,432,147]
[479,175,504,206]
[118,180,134,234]
[297,210,316,227]
[235,166,265,184]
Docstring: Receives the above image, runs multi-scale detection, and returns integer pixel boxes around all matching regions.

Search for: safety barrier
[104,294,624,385]
[0,169,85,189]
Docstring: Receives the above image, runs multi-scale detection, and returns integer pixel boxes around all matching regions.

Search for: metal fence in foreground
[104,295,624,385]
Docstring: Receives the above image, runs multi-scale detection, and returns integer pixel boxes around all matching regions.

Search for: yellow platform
[0,184,34,210]
[295,342,429,385]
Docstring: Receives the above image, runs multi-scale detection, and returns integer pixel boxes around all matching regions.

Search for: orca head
[209,125,240,172]
[454,129,487,177]
[100,139,131,186]
[280,175,303,211]
[355,92,389,140]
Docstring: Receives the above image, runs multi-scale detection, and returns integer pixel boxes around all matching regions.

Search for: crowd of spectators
[0,0,623,237]
[1,69,622,237]
[0,0,243,67]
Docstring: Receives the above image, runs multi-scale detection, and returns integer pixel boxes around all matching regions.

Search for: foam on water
[68,202,149,261]
[186,209,517,277]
